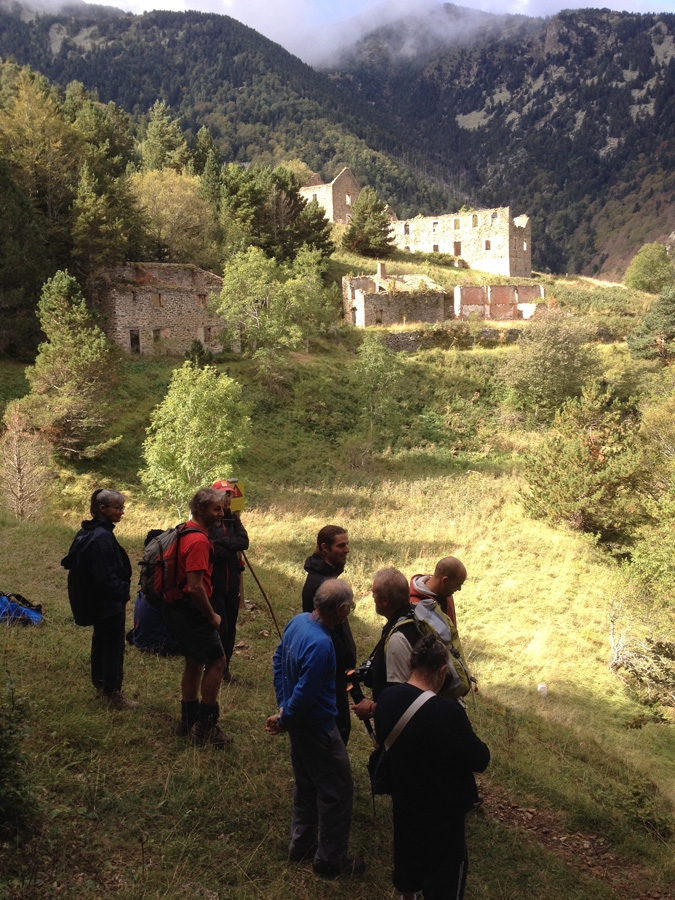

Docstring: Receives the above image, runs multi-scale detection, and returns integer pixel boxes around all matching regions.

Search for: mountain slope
[325,4,675,275]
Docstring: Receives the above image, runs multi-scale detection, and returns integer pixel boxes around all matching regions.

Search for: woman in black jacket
[374,635,490,900]
[63,489,137,709]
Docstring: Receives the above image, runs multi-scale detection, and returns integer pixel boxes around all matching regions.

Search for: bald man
[409,557,467,627]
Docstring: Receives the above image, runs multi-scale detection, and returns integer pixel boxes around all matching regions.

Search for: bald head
[427,557,466,601]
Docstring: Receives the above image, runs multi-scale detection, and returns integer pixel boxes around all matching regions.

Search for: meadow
[1,272,674,900]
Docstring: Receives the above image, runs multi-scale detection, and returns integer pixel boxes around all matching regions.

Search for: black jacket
[62,518,131,624]
[301,553,356,673]
[209,512,249,603]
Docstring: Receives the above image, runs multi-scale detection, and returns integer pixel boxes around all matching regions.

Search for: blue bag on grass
[0,592,44,626]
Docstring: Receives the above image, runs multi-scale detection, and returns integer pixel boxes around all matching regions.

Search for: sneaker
[312,856,366,878]
[105,690,139,710]
[190,721,233,749]
[288,844,318,863]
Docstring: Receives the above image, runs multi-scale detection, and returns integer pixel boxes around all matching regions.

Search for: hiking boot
[312,856,366,878]
[105,690,139,710]
[176,700,200,737]
[288,843,318,863]
[189,720,233,749]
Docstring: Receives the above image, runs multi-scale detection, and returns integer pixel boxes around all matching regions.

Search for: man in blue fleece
[265,579,365,878]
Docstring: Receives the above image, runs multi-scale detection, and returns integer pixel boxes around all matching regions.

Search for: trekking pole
[241,551,282,640]
[346,675,378,748]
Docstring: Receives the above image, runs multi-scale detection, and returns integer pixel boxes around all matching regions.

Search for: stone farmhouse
[96,263,224,356]
[343,262,447,327]
[343,263,543,327]
[299,167,362,225]
[390,206,532,278]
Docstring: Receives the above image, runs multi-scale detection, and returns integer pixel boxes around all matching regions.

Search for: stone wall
[299,167,361,224]
[391,206,532,277]
[345,286,447,327]
[96,263,225,356]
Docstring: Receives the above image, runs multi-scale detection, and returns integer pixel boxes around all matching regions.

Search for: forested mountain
[0,0,451,216]
[326,4,675,277]
[1,0,675,276]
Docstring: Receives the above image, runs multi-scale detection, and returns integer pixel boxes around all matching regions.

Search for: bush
[623,243,674,294]
[502,310,601,421]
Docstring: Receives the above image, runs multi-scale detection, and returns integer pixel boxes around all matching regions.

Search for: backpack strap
[384,690,435,750]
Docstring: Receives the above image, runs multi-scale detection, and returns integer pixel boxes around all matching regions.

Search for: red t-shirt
[177,521,214,599]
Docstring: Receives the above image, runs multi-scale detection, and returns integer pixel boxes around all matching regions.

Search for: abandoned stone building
[390,206,532,278]
[299,167,362,224]
[343,262,447,327]
[454,284,544,320]
[343,263,543,327]
[96,263,224,356]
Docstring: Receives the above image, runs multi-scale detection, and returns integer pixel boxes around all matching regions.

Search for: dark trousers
[91,611,126,694]
[288,724,353,865]
[393,806,468,899]
[222,588,240,664]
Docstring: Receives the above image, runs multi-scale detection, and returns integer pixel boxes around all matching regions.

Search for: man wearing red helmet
[210,479,249,684]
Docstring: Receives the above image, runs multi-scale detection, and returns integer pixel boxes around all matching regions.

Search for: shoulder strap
[384,690,435,750]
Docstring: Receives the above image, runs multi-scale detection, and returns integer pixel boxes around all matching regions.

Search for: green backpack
[385,597,475,700]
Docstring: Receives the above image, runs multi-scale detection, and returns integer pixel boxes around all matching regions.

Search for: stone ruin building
[390,206,532,278]
[96,263,224,356]
[343,263,543,327]
[343,262,447,327]
[299,167,362,224]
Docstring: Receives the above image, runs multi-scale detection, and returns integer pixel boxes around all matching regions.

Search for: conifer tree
[341,186,395,257]
[18,271,121,458]
[627,286,675,365]
[140,100,189,173]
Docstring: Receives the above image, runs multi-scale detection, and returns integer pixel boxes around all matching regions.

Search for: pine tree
[18,271,121,458]
[140,100,189,173]
[627,287,675,365]
[192,126,218,175]
[341,187,395,257]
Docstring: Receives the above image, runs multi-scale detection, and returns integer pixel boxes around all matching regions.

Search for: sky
[86,0,675,62]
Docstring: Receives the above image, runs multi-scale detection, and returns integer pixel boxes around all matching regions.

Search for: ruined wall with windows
[96,263,225,355]
[391,206,532,277]
[454,284,544,319]
[299,167,361,224]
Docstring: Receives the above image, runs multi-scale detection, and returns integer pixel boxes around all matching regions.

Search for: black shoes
[312,856,366,877]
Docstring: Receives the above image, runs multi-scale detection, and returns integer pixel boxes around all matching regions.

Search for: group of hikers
[63,485,490,900]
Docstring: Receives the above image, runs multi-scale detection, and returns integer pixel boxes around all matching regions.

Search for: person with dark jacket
[374,635,490,900]
[301,526,356,744]
[62,489,137,710]
[209,479,249,683]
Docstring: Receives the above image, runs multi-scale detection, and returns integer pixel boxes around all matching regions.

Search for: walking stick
[241,550,282,639]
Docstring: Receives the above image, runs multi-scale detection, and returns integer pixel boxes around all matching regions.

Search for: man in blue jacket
[266,579,365,878]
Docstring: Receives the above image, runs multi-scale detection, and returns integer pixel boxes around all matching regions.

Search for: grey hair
[373,567,409,607]
[189,488,221,518]
[90,488,126,516]
[314,579,354,617]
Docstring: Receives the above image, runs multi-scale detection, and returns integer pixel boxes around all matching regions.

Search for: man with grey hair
[266,579,365,879]
[352,567,419,723]
[162,487,230,747]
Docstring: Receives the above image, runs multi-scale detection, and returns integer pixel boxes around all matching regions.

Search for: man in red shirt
[163,487,231,747]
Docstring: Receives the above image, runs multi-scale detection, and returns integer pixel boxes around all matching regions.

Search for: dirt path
[481,779,674,900]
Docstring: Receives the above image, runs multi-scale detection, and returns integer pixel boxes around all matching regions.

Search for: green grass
[1,270,674,899]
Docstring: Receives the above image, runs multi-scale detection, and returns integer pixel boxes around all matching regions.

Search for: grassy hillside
[1,287,674,898]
